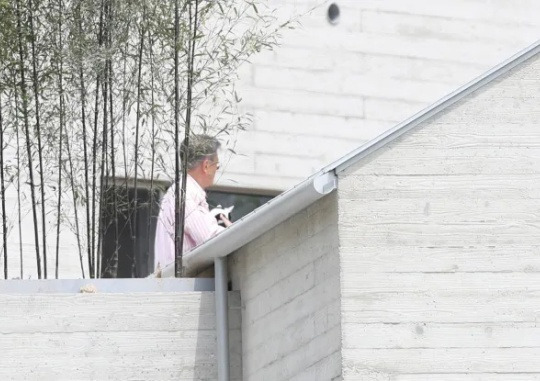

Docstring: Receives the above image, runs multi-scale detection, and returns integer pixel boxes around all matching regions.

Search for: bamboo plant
[0,0,291,279]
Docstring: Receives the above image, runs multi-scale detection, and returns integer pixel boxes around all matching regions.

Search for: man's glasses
[208,159,220,170]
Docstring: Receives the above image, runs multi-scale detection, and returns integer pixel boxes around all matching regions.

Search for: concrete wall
[226,0,540,190]
[229,192,342,380]
[0,287,242,380]
[337,54,540,378]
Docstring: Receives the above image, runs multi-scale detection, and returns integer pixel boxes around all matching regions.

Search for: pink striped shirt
[154,175,224,270]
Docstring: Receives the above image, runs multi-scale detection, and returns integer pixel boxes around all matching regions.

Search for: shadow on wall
[193,291,243,380]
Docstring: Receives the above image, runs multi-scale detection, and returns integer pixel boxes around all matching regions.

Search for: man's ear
[201,158,210,174]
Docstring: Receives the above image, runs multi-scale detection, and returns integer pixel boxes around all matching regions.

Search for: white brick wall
[221,0,540,190]
[0,291,242,380]
[229,192,342,380]
[337,53,540,378]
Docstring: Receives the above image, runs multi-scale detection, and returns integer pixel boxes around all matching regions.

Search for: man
[154,134,232,270]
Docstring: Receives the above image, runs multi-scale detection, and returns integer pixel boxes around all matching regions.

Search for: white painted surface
[338,54,540,379]
[222,0,540,190]
[0,291,242,380]
[228,192,342,380]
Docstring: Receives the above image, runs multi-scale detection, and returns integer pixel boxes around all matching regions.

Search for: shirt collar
[187,174,206,202]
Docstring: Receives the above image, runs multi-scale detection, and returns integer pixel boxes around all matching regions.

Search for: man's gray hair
[181,134,221,170]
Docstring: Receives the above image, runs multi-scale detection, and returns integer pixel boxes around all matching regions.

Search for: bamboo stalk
[97,0,111,278]
[96,99,107,278]
[28,0,48,278]
[173,0,182,277]
[13,71,24,278]
[90,76,99,279]
[54,0,65,279]
[176,0,200,278]
[65,125,86,278]
[120,5,133,260]
[15,0,42,279]
[90,88,100,278]
[106,0,119,278]
[0,93,7,279]
[132,3,146,277]
[75,0,91,280]
[91,0,106,278]
[146,29,157,264]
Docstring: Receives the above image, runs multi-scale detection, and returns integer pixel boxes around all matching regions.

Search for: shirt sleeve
[184,199,225,247]
[154,192,175,270]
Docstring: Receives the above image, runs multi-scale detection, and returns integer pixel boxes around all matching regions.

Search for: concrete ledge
[0,278,215,293]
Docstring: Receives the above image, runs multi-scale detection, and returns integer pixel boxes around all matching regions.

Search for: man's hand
[219,214,232,227]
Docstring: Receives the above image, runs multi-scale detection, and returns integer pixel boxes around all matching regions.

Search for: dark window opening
[100,184,163,279]
[206,189,275,222]
[100,182,275,278]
